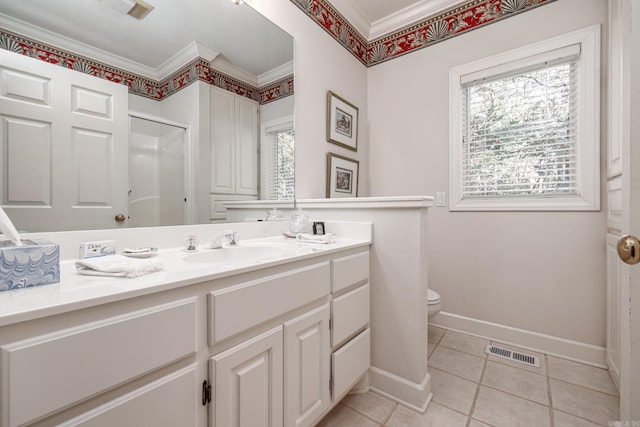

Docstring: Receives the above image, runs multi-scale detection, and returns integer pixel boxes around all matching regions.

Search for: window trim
[448,25,601,211]
[260,115,294,200]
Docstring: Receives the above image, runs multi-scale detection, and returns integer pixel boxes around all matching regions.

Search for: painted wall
[367,0,608,347]
[247,0,369,199]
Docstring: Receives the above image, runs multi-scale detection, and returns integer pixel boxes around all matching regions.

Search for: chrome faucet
[204,229,239,249]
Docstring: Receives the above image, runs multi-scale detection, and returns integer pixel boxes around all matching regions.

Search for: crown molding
[292,0,558,67]
[368,0,464,40]
[156,41,219,81]
[0,12,159,79]
[257,60,294,86]
[327,1,371,39]
[210,57,259,87]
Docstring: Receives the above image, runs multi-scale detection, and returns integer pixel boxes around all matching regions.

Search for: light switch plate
[436,192,446,207]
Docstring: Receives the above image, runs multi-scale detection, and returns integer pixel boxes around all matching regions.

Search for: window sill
[449,196,600,212]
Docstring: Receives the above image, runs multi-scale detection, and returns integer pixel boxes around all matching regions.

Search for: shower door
[129,115,187,228]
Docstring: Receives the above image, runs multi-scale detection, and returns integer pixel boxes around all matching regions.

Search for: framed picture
[326,153,359,198]
[326,91,359,151]
[313,221,325,235]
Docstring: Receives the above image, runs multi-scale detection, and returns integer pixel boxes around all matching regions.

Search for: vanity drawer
[331,283,369,348]
[59,365,197,427]
[0,298,197,427]
[331,328,370,401]
[209,262,330,345]
[332,251,369,293]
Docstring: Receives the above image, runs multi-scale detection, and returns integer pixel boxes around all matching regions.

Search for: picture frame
[326,153,359,198]
[313,221,325,235]
[326,91,359,151]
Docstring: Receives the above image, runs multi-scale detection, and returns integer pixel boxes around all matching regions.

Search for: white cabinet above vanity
[0,223,371,427]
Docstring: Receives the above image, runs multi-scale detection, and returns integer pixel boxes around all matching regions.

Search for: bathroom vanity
[0,225,371,427]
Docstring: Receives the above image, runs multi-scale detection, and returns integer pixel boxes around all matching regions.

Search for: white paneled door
[0,50,128,232]
[606,0,640,420]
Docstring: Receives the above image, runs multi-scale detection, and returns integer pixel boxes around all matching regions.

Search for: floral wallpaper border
[289,0,558,66]
[0,0,555,100]
[0,29,293,104]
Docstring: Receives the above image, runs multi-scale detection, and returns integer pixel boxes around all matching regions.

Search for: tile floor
[317,326,620,427]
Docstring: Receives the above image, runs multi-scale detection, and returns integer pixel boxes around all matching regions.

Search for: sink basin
[183,243,296,264]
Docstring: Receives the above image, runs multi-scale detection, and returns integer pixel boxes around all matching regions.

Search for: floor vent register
[485,344,541,367]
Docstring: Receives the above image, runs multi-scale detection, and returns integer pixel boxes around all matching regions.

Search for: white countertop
[0,235,371,327]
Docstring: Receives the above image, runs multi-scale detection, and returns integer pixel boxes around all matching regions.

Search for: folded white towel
[75,255,163,278]
[295,233,336,244]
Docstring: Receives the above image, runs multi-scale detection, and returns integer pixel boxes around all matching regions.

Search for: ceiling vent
[128,0,154,20]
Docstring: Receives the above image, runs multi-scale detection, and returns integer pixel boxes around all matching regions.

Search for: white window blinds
[461,47,580,199]
[261,123,294,200]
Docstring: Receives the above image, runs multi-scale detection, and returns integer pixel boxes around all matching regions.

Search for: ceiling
[0,0,293,82]
[0,0,464,82]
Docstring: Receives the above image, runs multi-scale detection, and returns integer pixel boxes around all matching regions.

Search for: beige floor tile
[429,346,485,382]
[472,386,550,427]
[341,391,395,423]
[428,325,446,344]
[487,342,546,374]
[482,361,548,405]
[316,404,379,427]
[548,356,619,396]
[430,367,477,415]
[386,401,468,427]
[550,379,619,426]
[553,410,602,427]
[469,419,494,427]
[439,330,490,357]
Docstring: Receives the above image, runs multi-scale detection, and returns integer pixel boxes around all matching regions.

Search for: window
[449,26,600,211]
[261,118,295,200]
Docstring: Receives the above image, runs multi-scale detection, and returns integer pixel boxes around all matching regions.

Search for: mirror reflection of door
[129,116,187,228]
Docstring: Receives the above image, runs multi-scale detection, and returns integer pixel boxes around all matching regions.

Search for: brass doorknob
[617,235,640,265]
[115,214,126,223]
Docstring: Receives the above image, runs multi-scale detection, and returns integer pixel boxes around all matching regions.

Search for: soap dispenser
[289,208,310,234]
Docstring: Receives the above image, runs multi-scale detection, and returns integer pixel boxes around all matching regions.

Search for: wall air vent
[128,0,154,20]
[485,344,540,367]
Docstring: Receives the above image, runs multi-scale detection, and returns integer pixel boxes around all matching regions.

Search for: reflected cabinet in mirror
[0,0,294,232]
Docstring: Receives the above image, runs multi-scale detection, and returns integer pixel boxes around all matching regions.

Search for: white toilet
[428,289,441,319]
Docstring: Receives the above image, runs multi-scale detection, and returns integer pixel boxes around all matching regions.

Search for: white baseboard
[368,366,432,413]
[431,312,607,368]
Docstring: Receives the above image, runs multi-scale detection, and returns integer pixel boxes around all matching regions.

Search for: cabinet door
[235,96,258,195]
[284,304,330,427]
[210,327,283,427]
[210,86,236,194]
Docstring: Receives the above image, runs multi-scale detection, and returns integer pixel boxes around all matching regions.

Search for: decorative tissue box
[0,239,60,291]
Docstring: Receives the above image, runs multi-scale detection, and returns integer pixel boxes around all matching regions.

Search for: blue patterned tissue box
[0,239,60,291]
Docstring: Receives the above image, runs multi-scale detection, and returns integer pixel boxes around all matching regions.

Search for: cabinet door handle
[202,380,212,405]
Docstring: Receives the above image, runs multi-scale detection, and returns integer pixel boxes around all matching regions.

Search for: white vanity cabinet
[207,261,332,427]
[0,245,370,427]
[207,249,370,427]
[0,298,199,427]
[329,251,371,401]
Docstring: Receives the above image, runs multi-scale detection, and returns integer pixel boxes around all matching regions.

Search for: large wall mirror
[0,0,294,232]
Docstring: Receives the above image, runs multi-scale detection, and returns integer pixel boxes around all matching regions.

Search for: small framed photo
[313,221,325,235]
[326,91,359,151]
[326,153,359,198]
